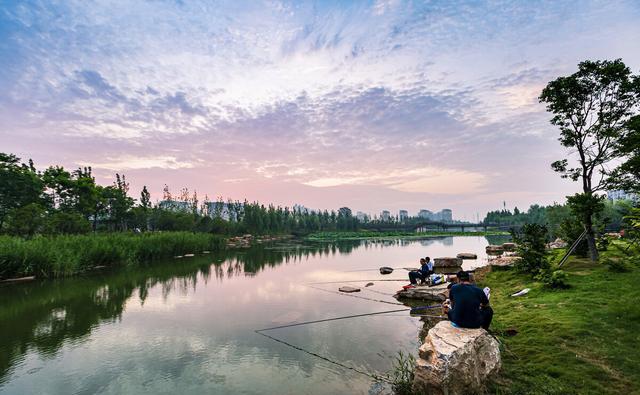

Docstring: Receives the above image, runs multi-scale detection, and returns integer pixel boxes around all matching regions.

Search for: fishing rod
[306,284,405,305]
[255,307,410,332]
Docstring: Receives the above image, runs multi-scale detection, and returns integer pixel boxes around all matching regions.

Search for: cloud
[1,0,640,217]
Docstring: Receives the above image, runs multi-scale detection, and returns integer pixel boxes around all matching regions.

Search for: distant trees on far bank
[0,152,362,237]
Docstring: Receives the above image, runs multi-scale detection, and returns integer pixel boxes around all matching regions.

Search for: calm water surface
[0,236,505,395]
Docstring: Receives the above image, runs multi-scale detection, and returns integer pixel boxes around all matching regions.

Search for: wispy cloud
[1,0,639,217]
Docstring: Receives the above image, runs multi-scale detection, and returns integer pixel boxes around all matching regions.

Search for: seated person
[443,270,493,330]
[408,257,434,285]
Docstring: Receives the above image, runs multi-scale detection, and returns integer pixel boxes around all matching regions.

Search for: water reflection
[0,235,500,392]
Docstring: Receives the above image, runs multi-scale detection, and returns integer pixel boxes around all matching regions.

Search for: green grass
[0,232,225,279]
[481,241,640,394]
[306,230,509,240]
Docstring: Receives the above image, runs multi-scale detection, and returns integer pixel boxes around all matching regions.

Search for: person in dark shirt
[445,270,493,330]
[408,257,434,285]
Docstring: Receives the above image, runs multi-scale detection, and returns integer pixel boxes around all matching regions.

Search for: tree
[609,115,640,194]
[0,153,44,228]
[539,59,640,261]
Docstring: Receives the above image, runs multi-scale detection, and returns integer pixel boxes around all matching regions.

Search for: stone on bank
[413,321,501,395]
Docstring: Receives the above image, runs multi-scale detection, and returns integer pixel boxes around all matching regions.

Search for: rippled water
[0,235,505,395]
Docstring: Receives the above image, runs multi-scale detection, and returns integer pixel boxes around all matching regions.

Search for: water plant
[0,232,225,279]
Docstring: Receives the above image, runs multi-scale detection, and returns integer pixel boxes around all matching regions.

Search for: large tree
[0,153,44,228]
[540,59,640,261]
[609,115,640,195]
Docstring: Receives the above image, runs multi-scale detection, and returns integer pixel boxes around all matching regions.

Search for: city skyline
[2,1,640,218]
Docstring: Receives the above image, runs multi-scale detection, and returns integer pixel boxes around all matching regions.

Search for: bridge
[365,221,520,232]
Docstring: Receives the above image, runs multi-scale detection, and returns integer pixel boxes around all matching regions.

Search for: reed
[0,232,225,279]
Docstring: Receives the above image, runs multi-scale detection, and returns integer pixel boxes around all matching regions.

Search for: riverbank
[305,230,509,241]
[0,232,225,279]
[478,241,640,394]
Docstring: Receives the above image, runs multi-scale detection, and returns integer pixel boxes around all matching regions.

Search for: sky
[1,0,640,220]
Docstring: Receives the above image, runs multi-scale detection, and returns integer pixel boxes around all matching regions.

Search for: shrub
[46,212,91,235]
[536,268,569,288]
[603,258,631,273]
[512,223,550,274]
[389,351,416,395]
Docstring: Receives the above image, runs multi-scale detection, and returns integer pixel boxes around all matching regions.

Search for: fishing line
[256,308,410,332]
[307,279,408,285]
[306,284,405,306]
[254,330,391,383]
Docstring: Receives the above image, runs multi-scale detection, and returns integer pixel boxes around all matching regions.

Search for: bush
[4,203,47,237]
[512,223,550,274]
[389,351,416,395]
[596,236,609,251]
[558,217,588,257]
[603,258,631,273]
[536,269,570,288]
[46,212,92,235]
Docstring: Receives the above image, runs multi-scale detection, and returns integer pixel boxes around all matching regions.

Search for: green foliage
[603,257,631,273]
[558,214,589,257]
[0,153,44,227]
[535,268,570,288]
[540,59,640,261]
[511,223,550,274]
[389,351,416,395]
[483,243,640,394]
[0,232,225,279]
[5,203,47,237]
[609,115,640,194]
[45,211,92,235]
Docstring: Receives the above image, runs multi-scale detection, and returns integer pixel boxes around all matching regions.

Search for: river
[0,235,507,395]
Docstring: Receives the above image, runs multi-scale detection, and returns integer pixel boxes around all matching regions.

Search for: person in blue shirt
[408,257,434,285]
[444,270,493,330]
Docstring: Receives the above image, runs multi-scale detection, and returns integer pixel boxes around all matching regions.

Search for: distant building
[356,211,369,222]
[441,209,453,222]
[607,190,638,202]
[158,200,191,212]
[205,201,241,221]
[418,209,433,219]
[381,210,391,221]
[399,210,409,221]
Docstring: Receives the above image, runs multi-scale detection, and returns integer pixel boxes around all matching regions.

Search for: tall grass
[0,232,225,279]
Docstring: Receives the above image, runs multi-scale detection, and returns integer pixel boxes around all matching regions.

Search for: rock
[501,242,517,252]
[339,286,361,293]
[547,238,568,249]
[489,256,520,267]
[485,245,504,255]
[433,257,463,268]
[413,321,501,395]
[457,252,477,260]
[365,282,375,287]
[379,266,394,275]
[394,283,449,302]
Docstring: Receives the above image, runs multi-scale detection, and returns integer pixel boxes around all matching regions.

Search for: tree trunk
[584,212,599,262]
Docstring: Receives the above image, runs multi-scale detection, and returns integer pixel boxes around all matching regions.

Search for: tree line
[0,153,363,237]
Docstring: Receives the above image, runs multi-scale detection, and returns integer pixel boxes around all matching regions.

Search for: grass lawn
[479,241,640,394]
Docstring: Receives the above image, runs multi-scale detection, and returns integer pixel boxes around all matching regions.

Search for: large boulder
[489,256,520,267]
[457,252,477,260]
[433,257,463,268]
[485,245,504,255]
[394,283,449,301]
[413,321,501,395]
[501,242,517,252]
